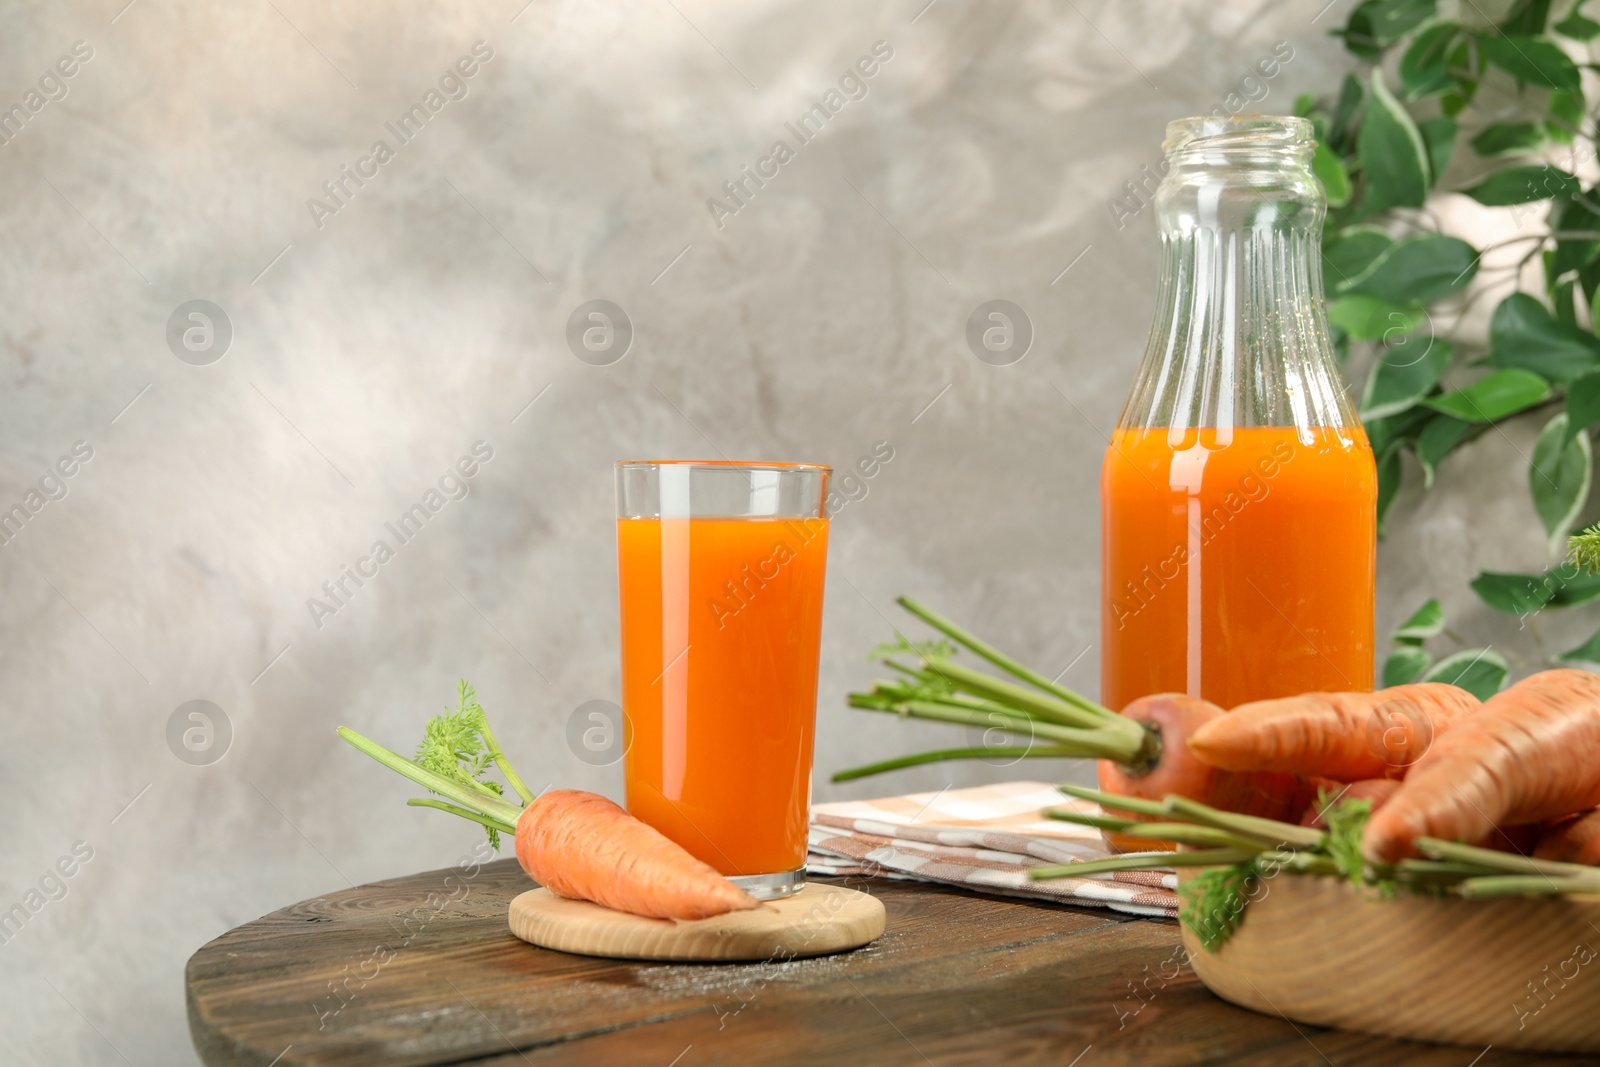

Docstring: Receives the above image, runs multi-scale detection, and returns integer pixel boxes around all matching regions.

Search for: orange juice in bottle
[1101,116,1376,711]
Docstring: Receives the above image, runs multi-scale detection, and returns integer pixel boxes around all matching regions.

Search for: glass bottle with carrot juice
[1102,115,1376,712]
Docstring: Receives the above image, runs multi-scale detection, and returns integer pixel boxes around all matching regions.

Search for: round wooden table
[184,859,1585,1065]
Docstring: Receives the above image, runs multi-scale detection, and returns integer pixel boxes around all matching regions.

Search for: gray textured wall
[0,1,1571,1062]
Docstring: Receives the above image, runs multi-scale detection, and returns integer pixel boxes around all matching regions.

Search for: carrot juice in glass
[1102,116,1377,712]
[615,460,830,899]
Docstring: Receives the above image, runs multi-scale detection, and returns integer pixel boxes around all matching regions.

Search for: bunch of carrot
[841,599,1600,871]
[1035,784,1600,951]
[339,682,760,921]
[1189,668,1600,867]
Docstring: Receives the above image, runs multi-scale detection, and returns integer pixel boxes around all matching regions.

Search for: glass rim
[615,459,832,473]
[1163,114,1314,156]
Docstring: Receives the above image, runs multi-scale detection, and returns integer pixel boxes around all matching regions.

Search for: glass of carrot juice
[615,460,830,900]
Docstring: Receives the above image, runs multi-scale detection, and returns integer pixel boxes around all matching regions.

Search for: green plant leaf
[1400,21,1462,97]
[1330,73,1364,150]
[1421,648,1510,699]
[1344,0,1440,57]
[1312,143,1352,207]
[1365,405,1434,458]
[1383,644,1433,685]
[1474,33,1581,91]
[1463,164,1581,205]
[1471,121,1547,156]
[1472,562,1600,613]
[1394,597,1446,642]
[1361,336,1452,419]
[1327,295,1425,340]
[1415,413,1477,486]
[1488,292,1600,383]
[1530,412,1593,552]
[1324,227,1396,291]
[1550,563,1600,605]
[1501,0,1554,33]
[1551,195,1600,276]
[1555,10,1600,39]
[1418,116,1458,187]
[1559,624,1600,664]
[1471,570,1559,613]
[1342,234,1478,303]
[1547,88,1585,143]
[1565,370,1600,442]
[1376,442,1405,536]
[1358,70,1432,214]
[1441,43,1479,118]
[1555,278,1581,327]
[1421,368,1551,421]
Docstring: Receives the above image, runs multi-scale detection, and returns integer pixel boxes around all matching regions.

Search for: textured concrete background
[0,0,1581,1062]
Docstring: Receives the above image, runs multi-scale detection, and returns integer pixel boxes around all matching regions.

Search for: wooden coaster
[508,883,885,962]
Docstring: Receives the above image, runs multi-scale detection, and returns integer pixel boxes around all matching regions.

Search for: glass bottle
[1101,115,1376,711]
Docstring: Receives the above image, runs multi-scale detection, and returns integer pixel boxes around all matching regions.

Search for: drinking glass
[615,460,831,899]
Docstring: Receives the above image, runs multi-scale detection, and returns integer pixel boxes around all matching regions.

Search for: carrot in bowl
[1362,668,1600,863]
[1297,778,1402,829]
[339,683,758,922]
[1536,809,1600,866]
[1186,682,1480,781]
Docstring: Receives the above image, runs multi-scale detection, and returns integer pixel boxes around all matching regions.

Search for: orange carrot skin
[1363,668,1600,863]
[1098,694,1304,844]
[1536,809,1600,866]
[1187,682,1479,781]
[514,789,760,920]
[1298,778,1401,829]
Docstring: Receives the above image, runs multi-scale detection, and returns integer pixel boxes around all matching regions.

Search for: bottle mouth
[1163,114,1315,163]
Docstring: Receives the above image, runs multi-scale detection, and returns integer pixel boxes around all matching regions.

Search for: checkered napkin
[807,780,1179,918]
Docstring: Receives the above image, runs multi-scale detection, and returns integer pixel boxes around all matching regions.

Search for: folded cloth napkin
[807,780,1179,918]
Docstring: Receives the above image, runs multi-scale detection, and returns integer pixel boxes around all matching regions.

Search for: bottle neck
[1113,117,1363,447]
[1118,159,1358,442]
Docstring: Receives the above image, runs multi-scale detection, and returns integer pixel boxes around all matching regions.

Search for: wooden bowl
[1178,871,1600,1053]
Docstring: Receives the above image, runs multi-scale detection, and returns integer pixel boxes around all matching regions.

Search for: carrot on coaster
[1186,682,1480,781]
[339,681,759,921]
[1536,809,1600,866]
[1362,668,1600,864]
[514,790,757,919]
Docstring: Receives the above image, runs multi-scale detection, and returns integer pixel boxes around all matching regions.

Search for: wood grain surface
[184,859,1596,1066]
[1182,873,1600,1054]
[507,884,885,961]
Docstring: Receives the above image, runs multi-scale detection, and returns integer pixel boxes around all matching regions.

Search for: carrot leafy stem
[1567,522,1600,573]
[1037,786,1591,952]
[340,680,529,850]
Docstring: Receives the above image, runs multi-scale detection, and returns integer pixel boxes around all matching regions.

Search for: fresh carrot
[1298,778,1401,829]
[1186,682,1479,780]
[1536,809,1600,866]
[833,600,1306,842]
[1362,668,1600,863]
[339,682,759,922]
[1097,693,1306,849]
[515,790,759,920]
